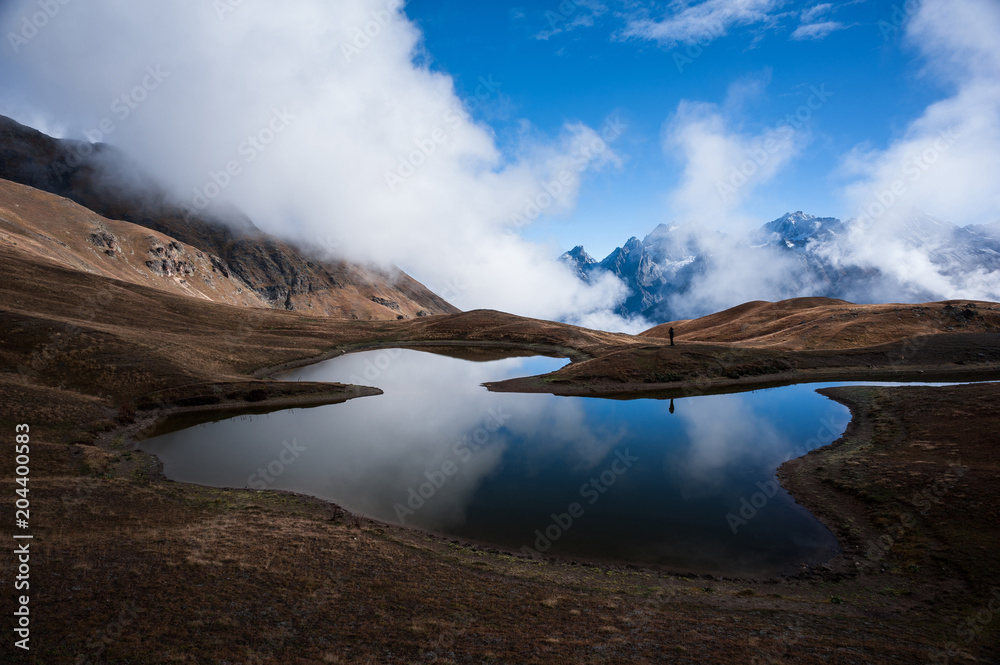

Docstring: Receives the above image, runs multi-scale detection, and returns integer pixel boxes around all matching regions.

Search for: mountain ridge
[0,114,457,319]
[640,296,999,350]
[563,210,1000,323]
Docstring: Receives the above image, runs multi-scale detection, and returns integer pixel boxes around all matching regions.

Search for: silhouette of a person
[669,327,675,347]
[669,398,675,414]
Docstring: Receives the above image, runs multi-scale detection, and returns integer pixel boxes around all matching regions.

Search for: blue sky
[3,0,997,326]
[405,0,951,257]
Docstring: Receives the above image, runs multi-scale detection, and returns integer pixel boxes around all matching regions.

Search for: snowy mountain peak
[559,245,598,280]
[753,211,842,249]
[780,211,815,222]
[646,222,679,239]
[967,220,1000,241]
[561,245,596,264]
[561,208,1000,324]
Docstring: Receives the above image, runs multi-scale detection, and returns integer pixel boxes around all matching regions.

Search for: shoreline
[253,338,588,380]
[124,344,983,583]
[6,255,999,660]
[51,355,999,661]
[133,384,383,440]
[487,362,1000,398]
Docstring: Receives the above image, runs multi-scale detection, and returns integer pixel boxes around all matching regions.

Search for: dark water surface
[140,348,862,575]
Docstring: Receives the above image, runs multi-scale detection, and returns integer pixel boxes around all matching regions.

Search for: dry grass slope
[0,113,459,319]
[1,178,1000,662]
[642,296,1000,350]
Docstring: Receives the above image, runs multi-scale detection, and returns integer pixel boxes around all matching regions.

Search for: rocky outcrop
[369,295,401,312]
[87,229,119,255]
[145,239,195,277]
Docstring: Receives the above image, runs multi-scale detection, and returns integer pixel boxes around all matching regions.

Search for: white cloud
[651,0,1000,316]
[663,97,803,231]
[0,0,639,331]
[676,394,789,491]
[645,0,1000,315]
[534,0,608,41]
[840,0,1000,225]
[814,0,1000,304]
[571,307,653,335]
[621,0,784,47]
[800,3,832,23]
[791,20,844,41]
[654,77,838,317]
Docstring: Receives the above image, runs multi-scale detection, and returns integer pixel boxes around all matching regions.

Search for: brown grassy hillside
[0,115,457,319]
[0,178,272,308]
[2,178,1000,661]
[2,223,999,662]
[642,296,1000,350]
[0,177,454,319]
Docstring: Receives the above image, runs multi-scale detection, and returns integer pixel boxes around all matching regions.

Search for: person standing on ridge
[669,327,675,347]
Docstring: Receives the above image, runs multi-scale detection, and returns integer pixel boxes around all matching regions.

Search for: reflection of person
[669,327,675,346]
[669,398,675,414]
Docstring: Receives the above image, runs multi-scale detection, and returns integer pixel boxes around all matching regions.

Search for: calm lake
[140,347,865,576]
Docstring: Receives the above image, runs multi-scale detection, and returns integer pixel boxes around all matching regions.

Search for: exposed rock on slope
[0,178,273,307]
[0,114,457,319]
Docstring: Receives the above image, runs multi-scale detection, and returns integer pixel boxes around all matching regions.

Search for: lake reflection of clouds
[281,350,634,529]
[675,396,791,498]
[141,349,850,574]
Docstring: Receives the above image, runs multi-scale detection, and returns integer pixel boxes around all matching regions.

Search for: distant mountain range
[562,211,1000,323]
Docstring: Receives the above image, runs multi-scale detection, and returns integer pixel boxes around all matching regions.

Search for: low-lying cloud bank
[0,0,646,331]
[647,0,1000,318]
